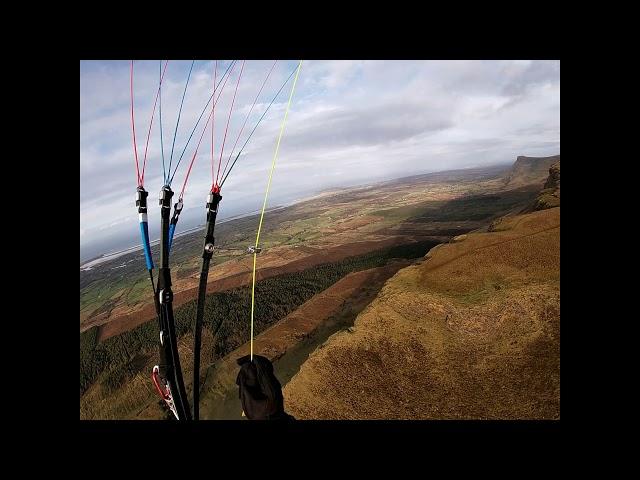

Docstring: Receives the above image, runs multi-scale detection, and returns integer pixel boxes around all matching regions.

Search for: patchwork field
[80,164,526,337]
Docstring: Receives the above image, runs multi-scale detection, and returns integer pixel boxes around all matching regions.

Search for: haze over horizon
[80,162,525,263]
[80,60,560,261]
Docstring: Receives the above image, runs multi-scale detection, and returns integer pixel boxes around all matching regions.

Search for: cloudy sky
[80,60,560,261]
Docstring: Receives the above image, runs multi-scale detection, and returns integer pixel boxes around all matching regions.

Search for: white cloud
[80,60,560,257]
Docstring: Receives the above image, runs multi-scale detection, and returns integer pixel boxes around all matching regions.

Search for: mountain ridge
[503,154,560,188]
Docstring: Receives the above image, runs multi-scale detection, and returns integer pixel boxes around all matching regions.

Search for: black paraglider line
[131,60,300,420]
[168,60,238,187]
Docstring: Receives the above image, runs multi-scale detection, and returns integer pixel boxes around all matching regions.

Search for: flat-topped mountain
[504,154,560,187]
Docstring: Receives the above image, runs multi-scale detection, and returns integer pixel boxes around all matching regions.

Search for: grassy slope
[283,207,560,419]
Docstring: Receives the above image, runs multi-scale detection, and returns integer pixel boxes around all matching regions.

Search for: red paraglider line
[178,62,237,200]
[140,60,169,184]
[178,106,215,199]
[214,60,245,189]
[211,61,218,184]
[130,61,141,186]
[219,60,277,184]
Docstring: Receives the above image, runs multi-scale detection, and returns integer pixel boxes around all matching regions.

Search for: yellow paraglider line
[250,60,303,361]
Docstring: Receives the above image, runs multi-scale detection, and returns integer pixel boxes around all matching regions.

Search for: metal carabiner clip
[152,365,179,420]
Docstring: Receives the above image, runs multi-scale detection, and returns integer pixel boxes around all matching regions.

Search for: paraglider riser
[157,185,192,420]
[193,191,222,420]
[203,192,222,259]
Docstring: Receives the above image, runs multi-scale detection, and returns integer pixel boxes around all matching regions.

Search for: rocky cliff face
[545,161,560,190]
[524,160,560,212]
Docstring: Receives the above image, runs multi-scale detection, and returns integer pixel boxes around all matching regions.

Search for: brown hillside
[283,207,560,419]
